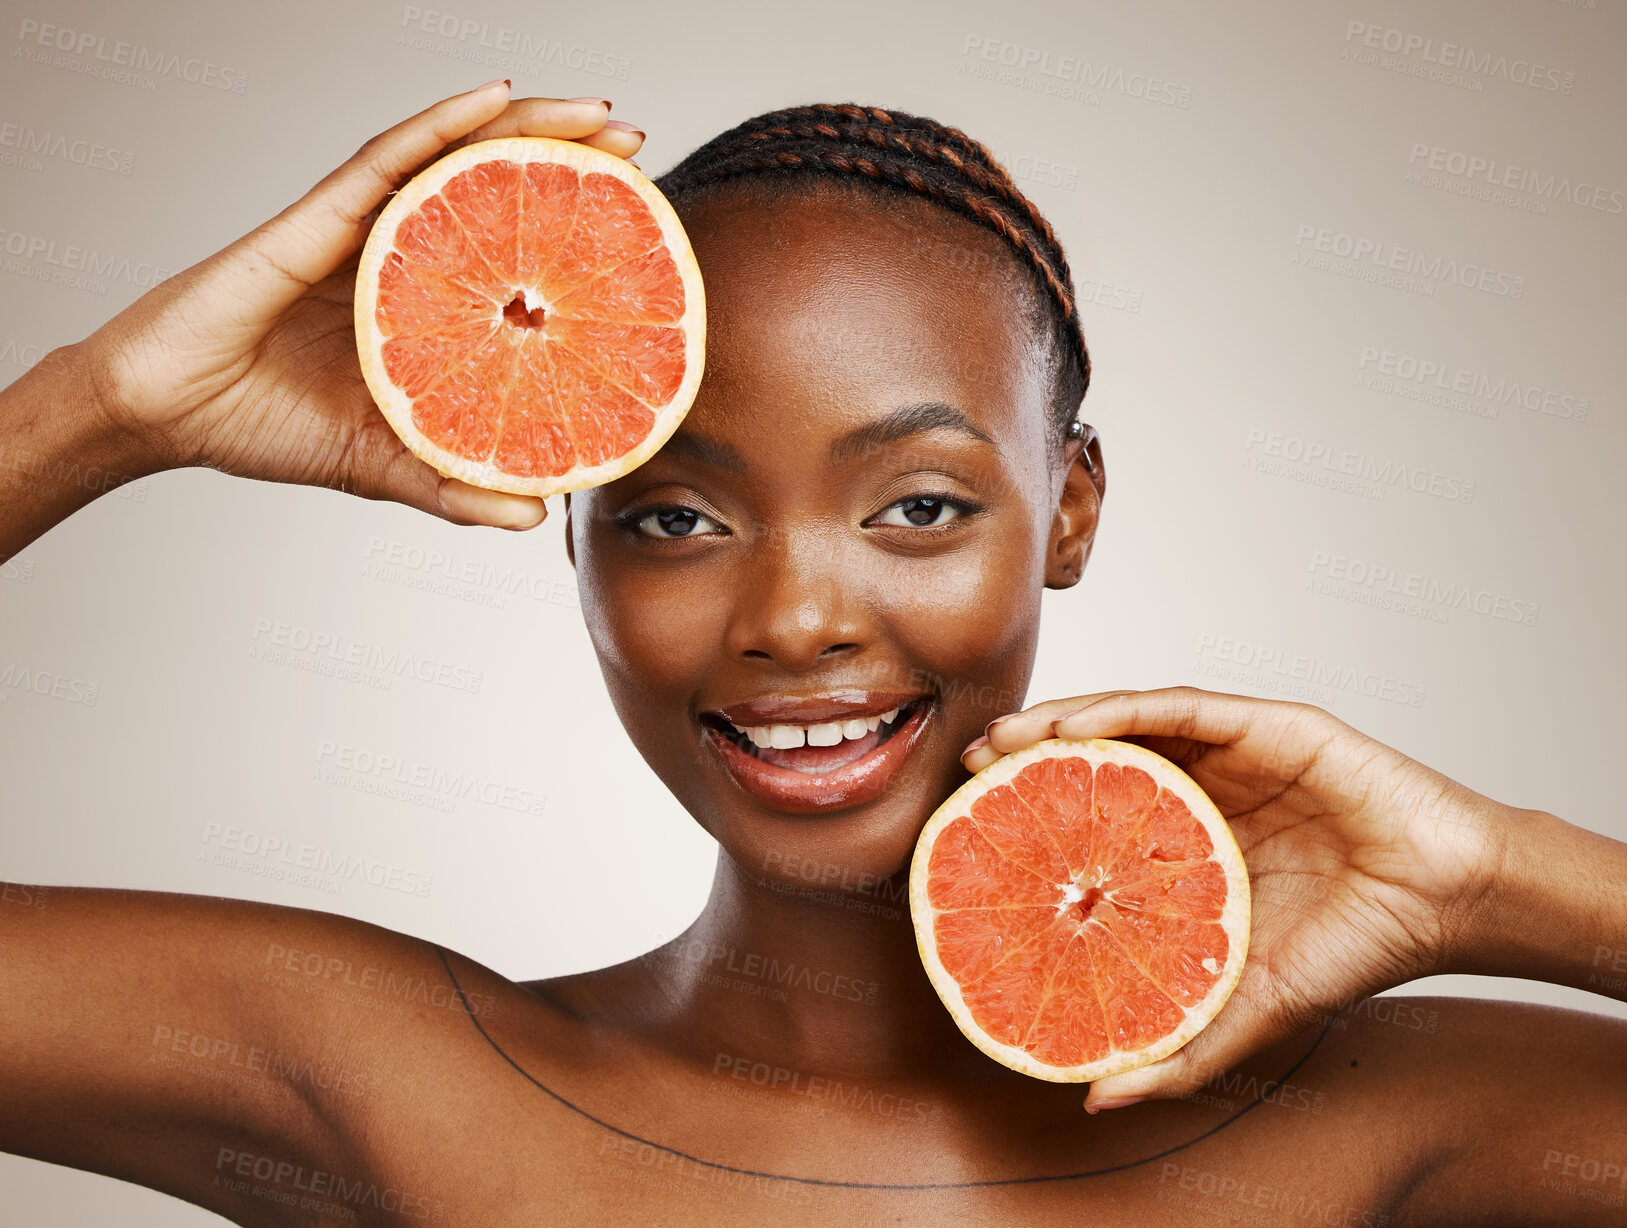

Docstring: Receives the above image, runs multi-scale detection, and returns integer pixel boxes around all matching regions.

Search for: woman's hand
[73,81,643,529]
[961,687,1512,1109]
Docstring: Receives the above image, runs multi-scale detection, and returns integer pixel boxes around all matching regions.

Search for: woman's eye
[632,508,723,538]
[875,497,964,529]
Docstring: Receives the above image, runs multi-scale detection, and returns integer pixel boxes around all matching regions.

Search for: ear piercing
[1068,419,1097,471]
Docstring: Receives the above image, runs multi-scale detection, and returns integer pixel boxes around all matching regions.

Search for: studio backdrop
[2,0,1621,1221]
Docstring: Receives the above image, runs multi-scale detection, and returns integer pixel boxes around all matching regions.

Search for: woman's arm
[0,82,641,1212]
[0,82,645,564]
[1452,807,1627,1000]
[964,688,1627,1108]
[0,885,458,1218]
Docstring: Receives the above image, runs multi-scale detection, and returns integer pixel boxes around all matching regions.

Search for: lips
[701,694,933,815]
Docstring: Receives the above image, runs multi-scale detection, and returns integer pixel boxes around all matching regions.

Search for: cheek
[575,538,727,705]
[877,521,1045,703]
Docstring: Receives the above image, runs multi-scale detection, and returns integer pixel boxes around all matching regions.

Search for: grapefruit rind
[353,136,706,497]
[909,738,1250,1083]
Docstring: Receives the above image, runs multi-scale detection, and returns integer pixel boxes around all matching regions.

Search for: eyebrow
[830,402,994,464]
[656,401,994,473]
[658,431,748,472]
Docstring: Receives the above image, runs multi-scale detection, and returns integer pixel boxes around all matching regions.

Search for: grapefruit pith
[910,738,1250,1082]
[354,136,705,496]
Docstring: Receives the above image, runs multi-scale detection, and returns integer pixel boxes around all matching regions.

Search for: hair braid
[654,103,1092,442]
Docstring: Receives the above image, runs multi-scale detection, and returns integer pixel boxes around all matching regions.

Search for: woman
[3,81,1624,1225]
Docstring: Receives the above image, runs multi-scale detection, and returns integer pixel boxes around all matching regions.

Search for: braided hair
[654,103,1091,450]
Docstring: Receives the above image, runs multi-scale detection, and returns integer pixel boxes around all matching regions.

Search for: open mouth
[701,699,924,775]
[699,694,934,815]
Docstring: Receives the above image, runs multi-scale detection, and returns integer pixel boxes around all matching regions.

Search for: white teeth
[806,722,843,746]
[769,725,806,749]
[730,706,915,751]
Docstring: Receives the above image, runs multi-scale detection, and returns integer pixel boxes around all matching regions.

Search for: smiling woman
[2,81,1627,1227]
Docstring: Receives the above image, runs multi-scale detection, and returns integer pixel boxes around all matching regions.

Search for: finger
[961,692,1141,771]
[243,81,516,306]
[334,415,547,530]
[445,94,616,152]
[1051,689,1327,781]
[1083,965,1314,1110]
[572,120,646,160]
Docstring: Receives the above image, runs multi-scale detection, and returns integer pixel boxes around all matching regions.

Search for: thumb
[334,420,546,530]
[1082,966,1313,1112]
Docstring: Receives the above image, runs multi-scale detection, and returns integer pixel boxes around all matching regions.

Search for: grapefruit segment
[910,738,1250,1082]
[355,136,704,496]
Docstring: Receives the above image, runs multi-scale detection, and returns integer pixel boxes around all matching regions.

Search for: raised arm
[0,81,646,563]
[0,81,643,1216]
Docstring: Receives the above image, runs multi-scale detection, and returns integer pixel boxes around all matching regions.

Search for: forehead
[671,182,1052,451]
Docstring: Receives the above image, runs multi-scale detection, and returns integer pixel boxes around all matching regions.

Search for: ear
[1044,423,1105,590]
[563,493,576,571]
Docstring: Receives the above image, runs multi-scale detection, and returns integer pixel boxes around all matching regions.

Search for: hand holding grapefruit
[69,83,639,528]
[956,688,1504,1109]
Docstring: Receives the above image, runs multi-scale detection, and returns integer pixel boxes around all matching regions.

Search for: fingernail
[984,716,1012,736]
[568,96,612,111]
[603,119,644,137]
[1083,1095,1145,1115]
[473,78,510,94]
[962,735,989,756]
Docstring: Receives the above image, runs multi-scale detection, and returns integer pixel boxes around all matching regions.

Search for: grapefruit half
[354,136,705,496]
[910,738,1249,1082]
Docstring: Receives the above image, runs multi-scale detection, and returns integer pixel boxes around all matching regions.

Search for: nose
[724,527,867,671]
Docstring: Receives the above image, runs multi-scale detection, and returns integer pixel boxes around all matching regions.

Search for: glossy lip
[708,689,926,729]
[705,699,934,815]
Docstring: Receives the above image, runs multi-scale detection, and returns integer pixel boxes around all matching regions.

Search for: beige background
[2,0,1622,1220]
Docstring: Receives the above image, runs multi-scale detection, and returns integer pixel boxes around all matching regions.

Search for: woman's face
[568,184,1102,888]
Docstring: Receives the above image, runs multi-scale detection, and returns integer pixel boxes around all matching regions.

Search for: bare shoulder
[1315,995,1627,1225]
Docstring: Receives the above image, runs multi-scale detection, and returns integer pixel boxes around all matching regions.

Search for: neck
[642,850,980,1085]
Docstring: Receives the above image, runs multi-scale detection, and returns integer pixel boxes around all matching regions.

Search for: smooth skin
[3,82,1627,1225]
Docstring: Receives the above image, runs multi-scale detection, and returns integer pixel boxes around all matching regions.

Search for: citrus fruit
[354,136,705,497]
[910,738,1249,1082]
